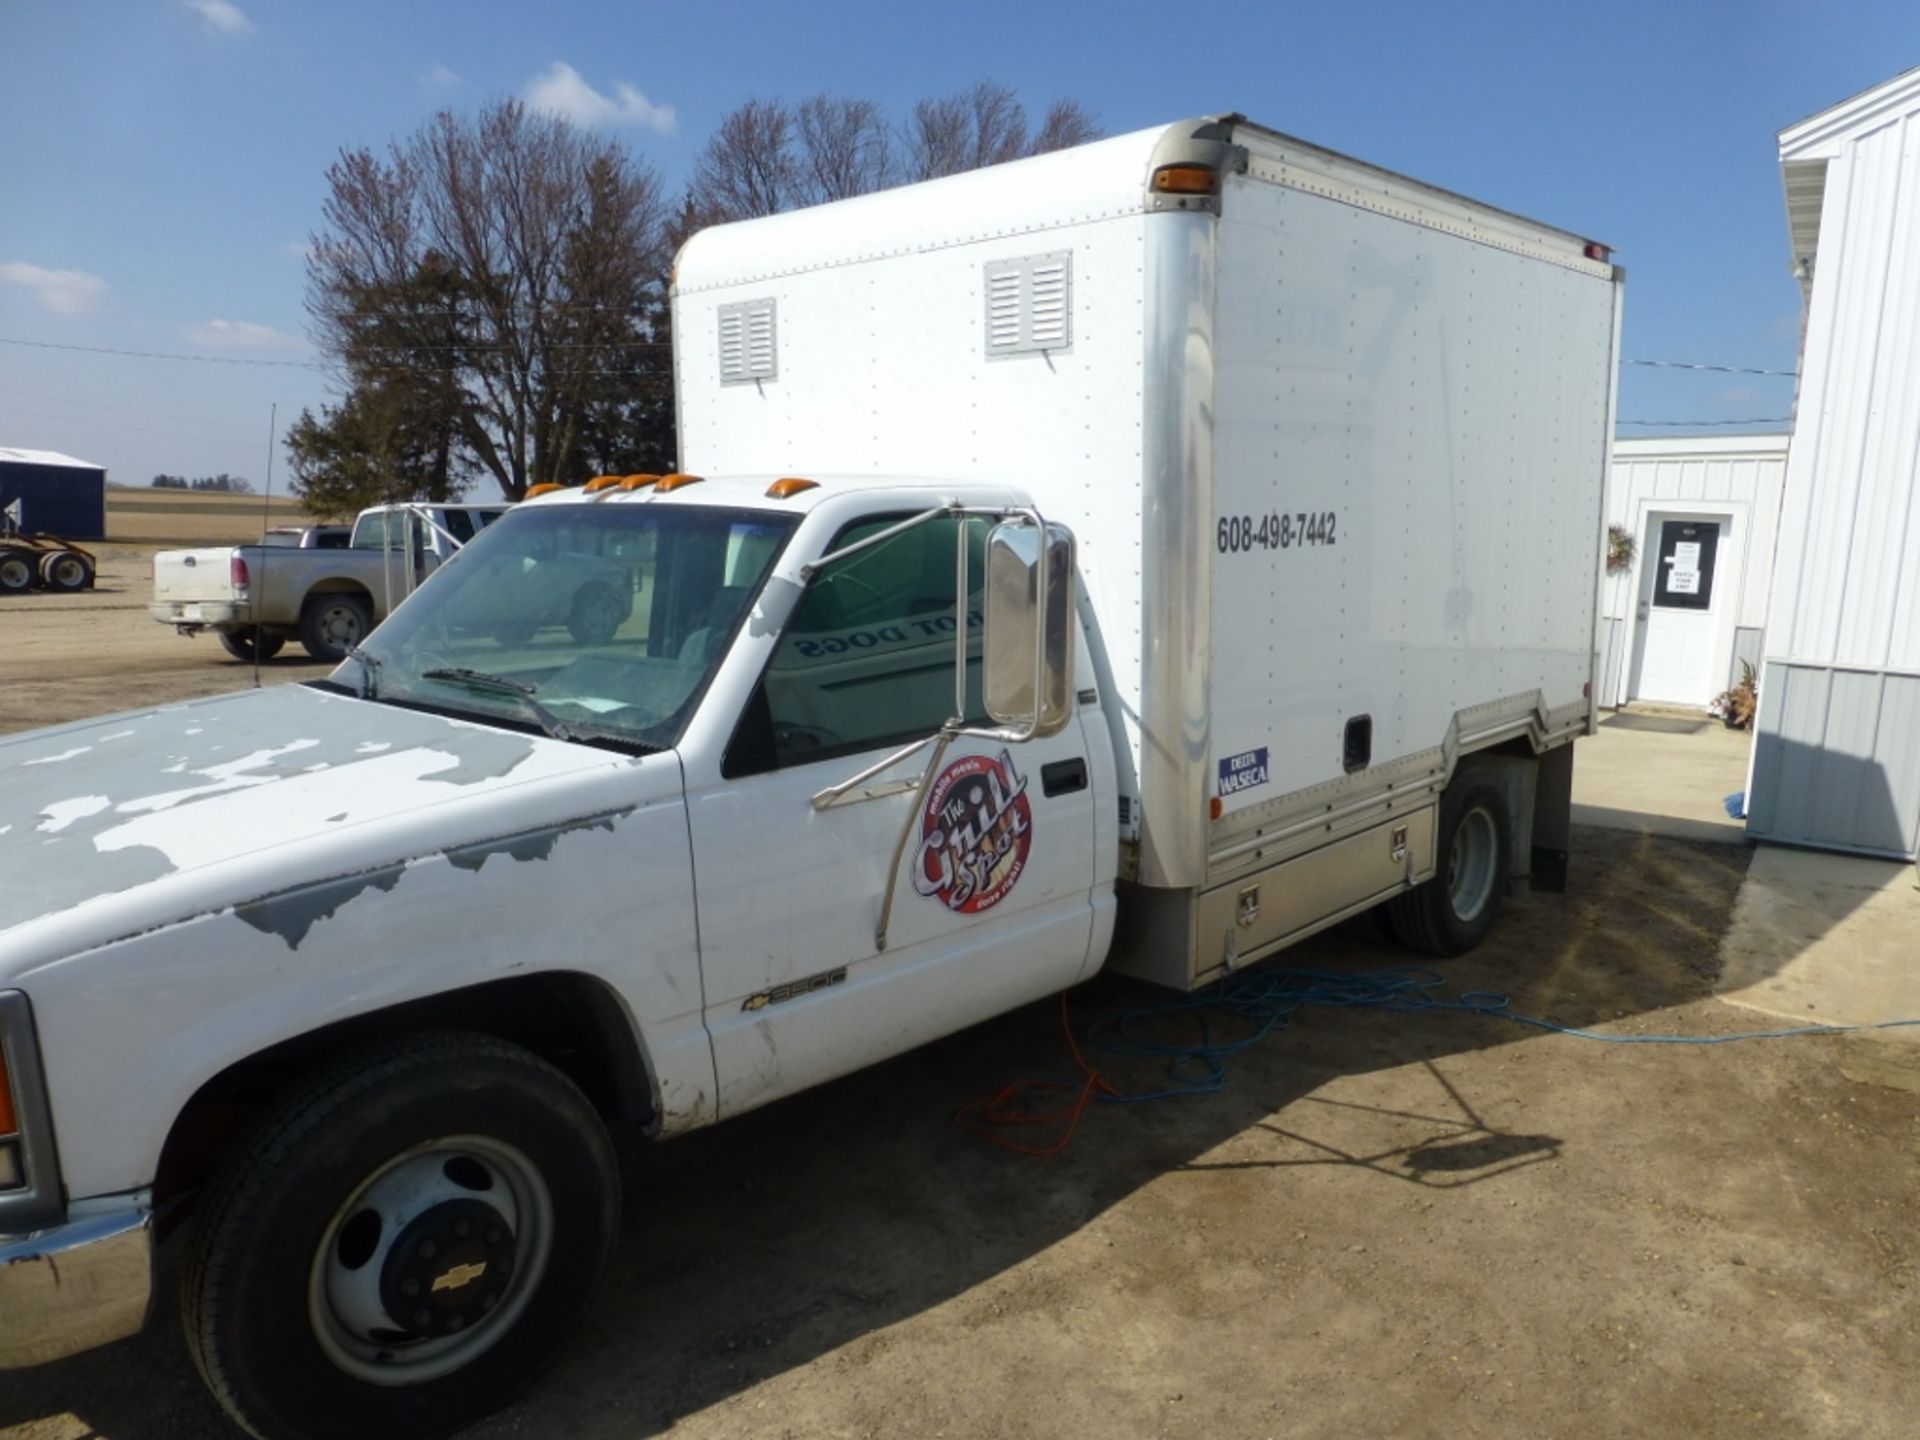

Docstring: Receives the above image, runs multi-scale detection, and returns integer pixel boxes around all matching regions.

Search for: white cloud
[185,319,302,349]
[180,0,252,35]
[421,62,463,91]
[1,261,109,315]
[280,240,311,261]
[523,62,674,134]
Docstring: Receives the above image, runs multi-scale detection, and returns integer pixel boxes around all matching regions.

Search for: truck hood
[0,685,639,971]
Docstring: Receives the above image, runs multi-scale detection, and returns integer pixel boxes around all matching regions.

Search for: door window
[1653,520,1719,610]
[727,515,988,774]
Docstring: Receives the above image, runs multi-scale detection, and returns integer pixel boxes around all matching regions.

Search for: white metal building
[1745,65,1920,860]
[1599,434,1788,710]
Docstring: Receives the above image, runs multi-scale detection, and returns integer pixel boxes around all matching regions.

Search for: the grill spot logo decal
[911,749,1033,914]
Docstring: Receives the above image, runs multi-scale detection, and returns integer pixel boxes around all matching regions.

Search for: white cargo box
[675,114,1621,979]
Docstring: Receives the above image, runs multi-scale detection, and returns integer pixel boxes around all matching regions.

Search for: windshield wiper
[421,667,576,742]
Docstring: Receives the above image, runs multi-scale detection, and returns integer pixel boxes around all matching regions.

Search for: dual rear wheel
[1386,776,1511,957]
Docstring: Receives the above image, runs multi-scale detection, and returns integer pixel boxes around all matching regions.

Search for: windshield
[344,503,796,751]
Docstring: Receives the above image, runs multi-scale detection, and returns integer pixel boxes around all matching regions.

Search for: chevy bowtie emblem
[431,1261,488,1294]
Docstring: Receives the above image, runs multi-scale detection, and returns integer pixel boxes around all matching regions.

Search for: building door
[1630,514,1726,706]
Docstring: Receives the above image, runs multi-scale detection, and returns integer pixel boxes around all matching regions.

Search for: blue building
[0,448,108,540]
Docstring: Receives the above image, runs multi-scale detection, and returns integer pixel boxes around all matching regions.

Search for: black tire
[38,550,94,591]
[1387,776,1510,957]
[218,629,287,663]
[0,547,36,594]
[566,582,626,646]
[300,593,373,663]
[182,1032,619,1440]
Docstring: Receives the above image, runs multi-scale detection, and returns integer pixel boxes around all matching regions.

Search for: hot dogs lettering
[911,749,1033,914]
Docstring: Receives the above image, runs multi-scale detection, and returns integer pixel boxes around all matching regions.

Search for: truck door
[683,512,1102,1119]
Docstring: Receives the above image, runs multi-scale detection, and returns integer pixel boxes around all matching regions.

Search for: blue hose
[1083,966,1920,1105]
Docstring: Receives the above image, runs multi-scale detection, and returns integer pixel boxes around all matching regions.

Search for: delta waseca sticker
[911,749,1034,914]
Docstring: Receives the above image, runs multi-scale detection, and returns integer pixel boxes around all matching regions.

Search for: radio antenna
[254,402,276,688]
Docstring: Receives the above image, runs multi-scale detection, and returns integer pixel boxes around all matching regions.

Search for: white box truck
[0,116,1618,1440]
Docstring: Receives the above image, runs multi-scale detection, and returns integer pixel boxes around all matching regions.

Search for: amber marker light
[620,473,661,491]
[766,477,819,499]
[583,475,624,493]
[524,482,565,498]
[1209,796,1224,821]
[654,473,705,493]
[1152,163,1220,196]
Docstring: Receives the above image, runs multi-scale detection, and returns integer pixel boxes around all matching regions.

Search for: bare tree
[904,82,1101,180]
[307,101,669,499]
[1029,99,1103,156]
[793,94,893,205]
[691,98,797,220]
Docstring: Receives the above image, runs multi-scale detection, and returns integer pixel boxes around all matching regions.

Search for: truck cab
[1,472,1110,1438]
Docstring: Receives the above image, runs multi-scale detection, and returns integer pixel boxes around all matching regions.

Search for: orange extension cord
[953,992,1116,1156]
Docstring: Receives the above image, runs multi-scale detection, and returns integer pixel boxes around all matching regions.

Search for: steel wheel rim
[50,556,86,587]
[321,603,364,648]
[306,1134,554,1387]
[0,556,30,589]
[1447,807,1498,923]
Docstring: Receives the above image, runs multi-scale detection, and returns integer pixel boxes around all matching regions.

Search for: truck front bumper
[0,1201,152,1368]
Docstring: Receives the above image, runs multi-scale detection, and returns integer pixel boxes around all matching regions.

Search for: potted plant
[1709,661,1759,730]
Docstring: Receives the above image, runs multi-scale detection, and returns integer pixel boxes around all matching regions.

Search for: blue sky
[1,0,1916,494]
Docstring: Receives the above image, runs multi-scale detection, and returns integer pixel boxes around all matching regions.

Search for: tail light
[230,553,251,595]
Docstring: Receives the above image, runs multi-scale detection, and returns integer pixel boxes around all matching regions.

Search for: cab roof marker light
[654,472,705,493]
[524,482,565,498]
[1583,241,1610,262]
[619,473,662,491]
[766,477,819,499]
[1151,163,1221,196]
[582,475,625,493]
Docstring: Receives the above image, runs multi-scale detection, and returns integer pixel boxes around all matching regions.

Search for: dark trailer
[0,448,108,541]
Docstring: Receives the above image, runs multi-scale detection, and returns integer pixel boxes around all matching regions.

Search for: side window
[728,516,986,774]
[443,509,477,544]
[350,513,389,550]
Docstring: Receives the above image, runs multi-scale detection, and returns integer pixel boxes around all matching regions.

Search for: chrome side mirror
[983,519,1076,737]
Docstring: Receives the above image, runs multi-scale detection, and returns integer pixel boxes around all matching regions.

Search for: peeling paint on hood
[0,685,629,945]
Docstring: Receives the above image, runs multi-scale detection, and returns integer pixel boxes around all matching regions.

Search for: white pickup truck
[0,117,1620,1440]
[149,503,510,662]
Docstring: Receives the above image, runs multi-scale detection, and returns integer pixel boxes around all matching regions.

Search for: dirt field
[4,519,1918,1440]
[1,490,327,732]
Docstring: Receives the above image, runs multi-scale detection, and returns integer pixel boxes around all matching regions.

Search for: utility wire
[1617,417,1792,427]
[1622,359,1798,377]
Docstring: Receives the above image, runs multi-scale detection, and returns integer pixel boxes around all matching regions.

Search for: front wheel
[1387,776,1510,957]
[182,1033,619,1440]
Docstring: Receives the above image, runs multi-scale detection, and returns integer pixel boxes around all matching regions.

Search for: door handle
[1041,758,1088,797]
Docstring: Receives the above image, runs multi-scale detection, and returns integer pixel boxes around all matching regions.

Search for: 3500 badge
[912,750,1033,914]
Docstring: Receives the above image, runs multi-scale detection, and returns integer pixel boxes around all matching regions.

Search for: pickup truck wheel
[566,582,626,645]
[301,594,372,663]
[218,629,287,662]
[1387,777,1509,957]
[182,1032,619,1440]
[0,548,36,593]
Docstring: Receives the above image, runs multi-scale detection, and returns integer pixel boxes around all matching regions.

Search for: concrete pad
[1717,842,1920,1039]
[1572,711,1754,845]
